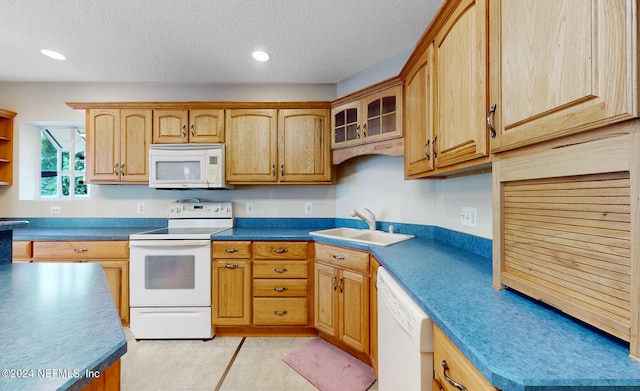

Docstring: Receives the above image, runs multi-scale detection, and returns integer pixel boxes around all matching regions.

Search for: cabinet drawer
[253,241,308,259]
[434,325,495,391]
[253,260,309,279]
[212,241,252,258]
[253,279,308,297]
[315,243,369,274]
[12,241,32,259]
[32,241,129,260]
[253,298,308,325]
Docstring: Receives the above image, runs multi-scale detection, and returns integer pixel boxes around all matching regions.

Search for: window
[40,126,90,198]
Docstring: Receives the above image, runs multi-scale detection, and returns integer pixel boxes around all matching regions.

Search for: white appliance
[377,267,434,391]
[129,200,234,339]
[148,143,234,189]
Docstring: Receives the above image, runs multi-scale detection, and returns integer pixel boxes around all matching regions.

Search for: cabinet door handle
[424,139,431,161]
[182,124,187,138]
[224,263,239,269]
[273,248,288,254]
[274,267,288,273]
[73,248,88,253]
[114,163,119,175]
[487,103,497,138]
[332,254,345,261]
[280,164,284,176]
[442,360,468,391]
[120,163,125,176]
[338,277,343,293]
[356,124,361,139]
[332,275,337,291]
[274,287,288,292]
[272,164,276,176]
[274,310,288,316]
[190,124,195,138]
[225,248,239,253]
[432,135,438,159]
[362,122,367,137]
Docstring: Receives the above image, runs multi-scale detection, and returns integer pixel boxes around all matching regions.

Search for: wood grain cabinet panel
[212,259,252,326]
[314,243,369,354]
[153,109,224,143]
[87,108,151,183]
[489,0,638,152]
[434,324,497,391]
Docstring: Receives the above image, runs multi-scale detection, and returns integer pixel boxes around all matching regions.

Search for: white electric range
[129,200,233,340]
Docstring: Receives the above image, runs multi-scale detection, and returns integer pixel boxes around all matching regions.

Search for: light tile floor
[121,328,378,391]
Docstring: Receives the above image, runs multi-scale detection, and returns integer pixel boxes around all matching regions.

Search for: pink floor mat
[282,337,376,391]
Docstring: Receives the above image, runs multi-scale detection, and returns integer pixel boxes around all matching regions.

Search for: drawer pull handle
[442,360,468,391]
[225,248,239,253]
[273,248,288,254]
[224,263,239,269]
[274,287,288,292]
[73,248,88,253]
[274,268,288,273]
[274,310,288,316]
[332,254,345,260]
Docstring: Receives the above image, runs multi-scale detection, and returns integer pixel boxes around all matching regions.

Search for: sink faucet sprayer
[351,208,376,231]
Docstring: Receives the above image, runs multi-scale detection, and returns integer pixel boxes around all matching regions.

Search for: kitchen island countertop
[0,262,127,390]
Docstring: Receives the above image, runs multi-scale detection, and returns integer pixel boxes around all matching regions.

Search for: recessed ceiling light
[252,50,270,62]
[41,49,66,61]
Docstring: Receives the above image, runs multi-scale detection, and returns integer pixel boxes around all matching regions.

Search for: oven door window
[145,255,195,289]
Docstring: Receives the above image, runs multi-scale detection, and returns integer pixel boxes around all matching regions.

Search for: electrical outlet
[50,206,61,215]
[136,203,145,214]
[246,202,254,215]
[461,207,477,228]
[304,202,312,215]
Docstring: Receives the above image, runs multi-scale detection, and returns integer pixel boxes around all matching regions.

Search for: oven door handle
[129,240,211,248]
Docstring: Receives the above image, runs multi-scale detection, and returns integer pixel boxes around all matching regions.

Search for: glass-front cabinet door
[331,100,362,149]
[330,84,403,150]
[362,85,403,143]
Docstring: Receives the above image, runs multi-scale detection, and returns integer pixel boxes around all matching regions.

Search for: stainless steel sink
[309,227,414,247]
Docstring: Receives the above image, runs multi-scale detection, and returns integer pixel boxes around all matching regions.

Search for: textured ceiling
[0,0,443,83]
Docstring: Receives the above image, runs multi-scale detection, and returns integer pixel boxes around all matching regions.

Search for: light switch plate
[246,202,254,215]
[304,202,312,214]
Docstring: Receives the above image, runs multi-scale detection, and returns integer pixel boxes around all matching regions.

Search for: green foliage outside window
[40,128,88,198]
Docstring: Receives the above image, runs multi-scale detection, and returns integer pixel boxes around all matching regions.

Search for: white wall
[336,156,492,238]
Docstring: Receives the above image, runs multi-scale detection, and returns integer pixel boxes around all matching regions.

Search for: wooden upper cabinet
[433,0,488,168]
[226,108,331,184]
[153,109,224,143]
[278,109,331,183]
[88,108,151,183]
[120,109,151,182]
[489,0,638,152]
[404,44,435,177]
[226,109,278,183]
[331,85,403,150]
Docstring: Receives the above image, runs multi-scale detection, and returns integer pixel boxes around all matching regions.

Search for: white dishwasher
[377,267,434,391]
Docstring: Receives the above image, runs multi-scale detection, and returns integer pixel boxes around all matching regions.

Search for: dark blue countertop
[8,220,640,390]
[0,262,127,390]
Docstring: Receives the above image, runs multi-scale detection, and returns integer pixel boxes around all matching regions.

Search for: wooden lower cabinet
[25,240,129,325]
[212,241,252,326]
[434,324,497,391]
[314,243,369,354]
[253,241,311,326]
[369,256,380,375]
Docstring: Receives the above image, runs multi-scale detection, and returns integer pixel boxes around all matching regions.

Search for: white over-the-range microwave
[148,144,234,189]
